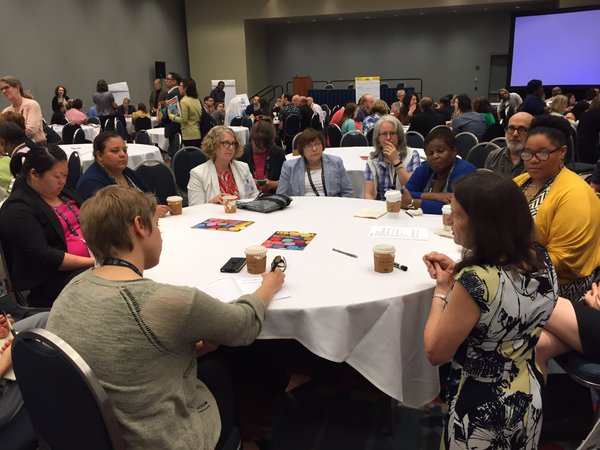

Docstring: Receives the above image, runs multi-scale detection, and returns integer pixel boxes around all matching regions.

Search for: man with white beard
[484,112,533,177]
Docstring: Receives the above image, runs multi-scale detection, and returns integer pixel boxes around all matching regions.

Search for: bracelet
[393,161,403,168]
[432,293,448,304]
[407,199,415,210]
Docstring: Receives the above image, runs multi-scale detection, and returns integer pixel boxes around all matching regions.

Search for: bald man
[356,94,375,122]
[484,112,534,177]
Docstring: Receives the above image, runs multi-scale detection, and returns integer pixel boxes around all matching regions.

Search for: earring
[560,159,564,169]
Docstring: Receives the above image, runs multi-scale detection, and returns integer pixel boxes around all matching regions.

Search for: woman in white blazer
[188,126,259,205]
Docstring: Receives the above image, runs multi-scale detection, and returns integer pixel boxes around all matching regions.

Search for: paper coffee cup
[245,245,267,274]
[441,204,452,231]
[373,244,395,273]
[385,190,402,217]
[222,195,238,214]
[167,195,183,215]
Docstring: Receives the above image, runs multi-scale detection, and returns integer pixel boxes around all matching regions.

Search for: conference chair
[455,132,479,159]
[327,124,342,148]
[135,130,151,145]
[565,133,596,174]
[134,116,152,133]
[134,159,179,204]
[365,127,374,145]
[72,128,86,144]
[482,122,505,142]
[87,117,101,126]
[66,151,82,190]
[172,146,208,194]
[321,104,330,117]
[43,120,62,144]
[62,123,81,145]
[380,83,389,89]
[324,83,335,90]
[11,328,127,450]
[466,142,501,168]
[405,131,425,149]
[229,116,243,127]
[429,124,449,134]
[310,113,323,131]
[490,136,507,148]
[102,117,116,132]
[347,83,354,90]
[115,120,128,142]
[340,130,369,147]
[291,133,301,153]
[169,133,182,158]
[241,117,253,130]
[284,115,302,151]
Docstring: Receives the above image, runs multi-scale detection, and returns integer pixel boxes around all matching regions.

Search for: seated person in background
[338,102,357,135]
[277,128,353,197]
[47,185,285,450]
[549,94,568,117]
[408,96,445,137]
[76,132,170,217]
[576,96,600,164]
[521,79,547,116]
[398,93,422,126]
[390,89,405,117]
[436,95,454,122]
[253,97,271,122]
[50,101,68,125]
[271,97,282,118]
[497,88,523,126]
[0,112,35,149]
[240,119,285,194]
[307,96,324,123]
[472,96,496,127]
[131,103,151,125]
[245,96,261,116]
[0,121,28,190]
[116,98,135,117]
[298,96,313,131]
[211,101,225,125]
[401,127,476,214]
[546,86,562,105]
[203,96,215,114]
[0,146,95,306]
[65,98,88,125]
[355,94,374,122]
[364,115,421,200]
[362,99,389,134]
[188,126,258,205]
[513,115,600,299]
[484,112,533,178]
[450,94,486,140]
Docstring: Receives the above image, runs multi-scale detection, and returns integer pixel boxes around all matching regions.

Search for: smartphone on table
[220,257,247,273]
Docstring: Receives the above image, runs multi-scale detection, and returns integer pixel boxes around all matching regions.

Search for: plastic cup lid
[245,245,267,256]
[442,204,452,213]
[385,190,402,202]
[166,196,183,202]
[373,244,396,254]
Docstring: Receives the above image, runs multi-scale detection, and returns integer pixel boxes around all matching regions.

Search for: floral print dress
[443,251,557,449]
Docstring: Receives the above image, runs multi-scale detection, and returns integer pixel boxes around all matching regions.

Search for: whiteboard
[355,76,380,103]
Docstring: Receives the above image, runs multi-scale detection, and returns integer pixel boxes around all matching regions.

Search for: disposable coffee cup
[384,190,402,217]
[292,148,300,156]
[373,244,396,273]
[222,195,238,214]
[167,195,183,216]
[245,245,267,274]
[441,204,452,231]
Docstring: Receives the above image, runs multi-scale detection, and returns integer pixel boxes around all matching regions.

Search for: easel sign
[355,76,380,103]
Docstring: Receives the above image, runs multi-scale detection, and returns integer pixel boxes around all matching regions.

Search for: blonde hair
[550,95,568,114]
[80,186,157,264]
[201,126,242,161]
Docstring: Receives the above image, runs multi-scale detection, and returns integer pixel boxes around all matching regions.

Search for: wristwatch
[393,161,403,168]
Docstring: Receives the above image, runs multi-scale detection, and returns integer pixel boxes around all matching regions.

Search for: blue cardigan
[276,154,354,198]
[76,162,150,201]
[405,158,476,214]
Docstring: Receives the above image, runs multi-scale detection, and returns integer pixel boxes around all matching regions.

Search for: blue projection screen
[509,8,600,87]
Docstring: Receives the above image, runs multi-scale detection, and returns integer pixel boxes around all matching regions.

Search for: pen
[332,248,358,258]
[1,310,16,338]
[394,262,408,271]
[405,210,414,219]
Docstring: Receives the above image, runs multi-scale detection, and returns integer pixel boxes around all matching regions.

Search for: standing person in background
[51,85,69,113]
[162,72,182,153]
[169,78,202,148]
[521,79,547,116]
[93,79,117,128]
[0,76,46,144]
[148,78,167,116]
[497,88,523,127]
[210,81,226,104]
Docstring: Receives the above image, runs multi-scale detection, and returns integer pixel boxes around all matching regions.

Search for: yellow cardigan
[514,168,600,285]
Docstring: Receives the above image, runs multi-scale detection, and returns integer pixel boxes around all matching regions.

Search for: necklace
[102,258,143,277]
[304,158,328,196]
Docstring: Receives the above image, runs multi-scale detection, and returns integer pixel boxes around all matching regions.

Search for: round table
[51,124,101,142]
[60,143,163,172]
[145,128,168,151]
[145,196,461,407]
[125,116,159,134]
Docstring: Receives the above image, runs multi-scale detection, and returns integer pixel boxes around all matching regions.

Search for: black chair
[490,136,507,148]
[466,142,501,168]
[169,133,182,157]
[324,83,335,90]
[134,116,152,133]
[241,117,253,130]
[87,117,101,126]
[229,116,243,127]
[172,146,208,193]
[66,151,82,190]
[72,128,86,144]
[43,121,62,144]
[115,120,128,141]
[135,130,151,145]
[366,127,374,145]
[405,131,425,148]
[482,122,505,142]
[310,113,322,131]
[62,123,81,144]
[380,82,389,89]
[455,132,479,159]
[284,115,302,151]
[347,83,354,89]
[291,133,301,152]
[428,124,449,134]
[327,124,342,148]
[12,329,126,450]
[566,133,596,175]
[134,159,178,204]
[340,130,369,147]
[103,117,115,132]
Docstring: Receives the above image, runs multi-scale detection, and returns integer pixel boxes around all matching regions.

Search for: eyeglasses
[219,141,238,149]
[270,255,287,272]
[0,86,10,92]
[520,146,562,161]
[304,142,323,151]
[506,125,529,135]
[380,132,398,138]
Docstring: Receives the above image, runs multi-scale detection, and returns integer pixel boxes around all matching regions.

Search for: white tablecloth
[125,116,159,134]
[145,197,462,407]
[51,124,101,142]
[229,126,249,145]
[145,128,168,151]
[60,143,162,173]
[286,147,426,198]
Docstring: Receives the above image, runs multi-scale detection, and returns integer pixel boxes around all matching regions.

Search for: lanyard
[304,158,328,196]
[103,258,143,277]
[53,195,81,238]
[387,163,397,190]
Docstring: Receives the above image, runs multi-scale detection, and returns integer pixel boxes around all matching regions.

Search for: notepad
[201,277,291,303]
[368,226,429,240]
[353,208,386,219]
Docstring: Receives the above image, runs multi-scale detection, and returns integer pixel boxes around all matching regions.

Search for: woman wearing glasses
[188,126,258,205]
[514,115,600,299]
[364,115,421,200]
[276,128,353,197]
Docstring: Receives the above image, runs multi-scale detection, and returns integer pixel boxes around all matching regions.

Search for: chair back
[455,132,479,159]
[169,133,182,157]
[134,159,179,204]
[428,124,449,134]
[405,131,425,148]
[135,130,151,145]
[62,123,81,144]
[241,117,253,130]
[346,83,354,89]
[88,117,101,126]
[284,115,302,138]
[340,130,369,147]
[134,116,152,132]
[230,116,243,126]
[327,124,342,147]
[380,82,389,89]
[324,83,335,90]
[11,329,126,450]
[366,127,375,145]
[200,110,216,139]
[66,151,83,189]
[489,136,507,148]
[44,121,62,144]
[466,142,501,168]
[172,146,208,192]
[115,120,128,141]
[73,128,86,144]
[291,133,301,153]
[103,117,115,132]
[310,113,322,131]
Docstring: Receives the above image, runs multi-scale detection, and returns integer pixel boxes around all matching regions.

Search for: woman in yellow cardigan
[513,115,600,299]
[169,78,202,148]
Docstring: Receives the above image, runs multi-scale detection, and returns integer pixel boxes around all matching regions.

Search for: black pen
[394,262,408,271]
[332,248,358,258]
[405,210,414,219]
[2,310,16,338]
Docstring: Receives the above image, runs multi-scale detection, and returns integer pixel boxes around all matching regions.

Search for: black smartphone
[220,257,247,273]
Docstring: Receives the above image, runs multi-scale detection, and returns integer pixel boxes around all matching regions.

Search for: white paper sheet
[368,226,429,240]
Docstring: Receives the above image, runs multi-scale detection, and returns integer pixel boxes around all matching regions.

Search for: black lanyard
[53,195,81,238]
[103,258,143,277]
[304,157,328,196]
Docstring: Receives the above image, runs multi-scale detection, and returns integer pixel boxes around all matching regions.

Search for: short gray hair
[370,115,407,162]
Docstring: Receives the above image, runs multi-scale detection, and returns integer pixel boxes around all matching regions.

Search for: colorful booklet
[192,218,254,232]
[166,96,180,116]
[262,231,316,250]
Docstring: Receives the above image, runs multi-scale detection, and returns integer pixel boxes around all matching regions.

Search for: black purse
[236,194,292,213]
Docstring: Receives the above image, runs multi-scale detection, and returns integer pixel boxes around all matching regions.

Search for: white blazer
[187,159,259,205]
